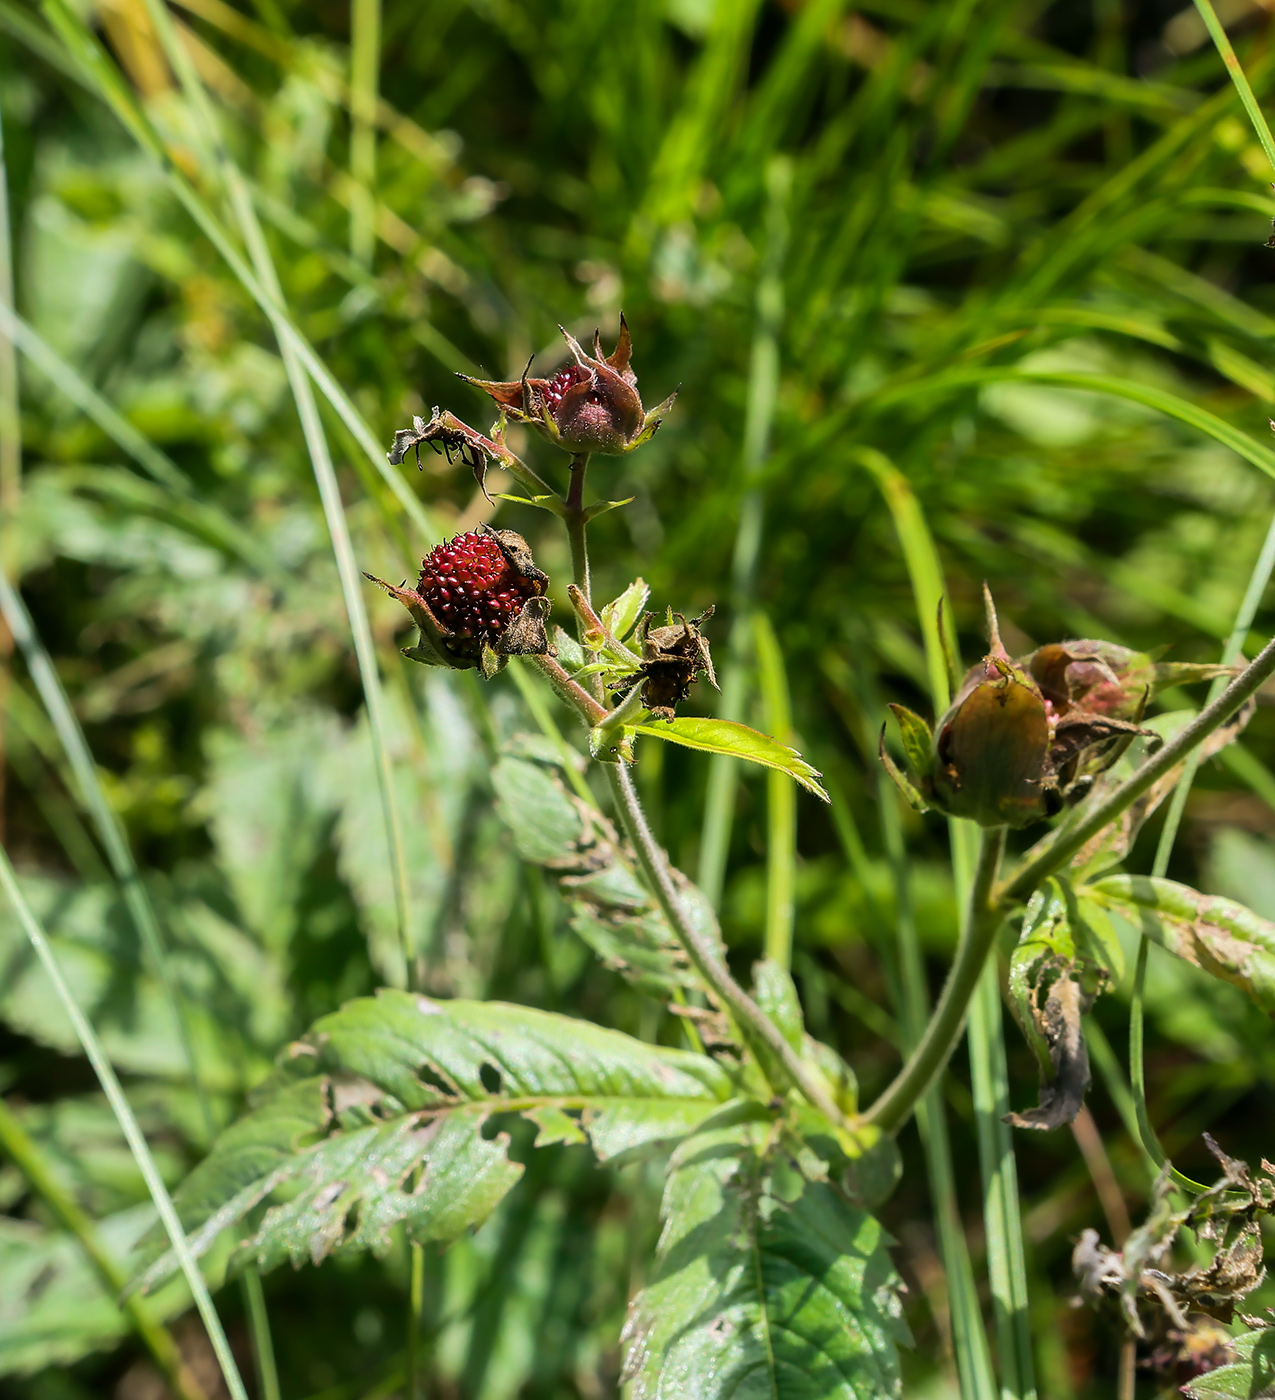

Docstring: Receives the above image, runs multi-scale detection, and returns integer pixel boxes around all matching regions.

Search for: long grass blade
[0,549,213,1136]
[698,156,790,907]
[0,844,251,1400]
[0,1095,208,1400]
[134,0,413,993]
[1131,504,1275,1193]
[863,446,1034,1398]
[38,0,435,545]
[753,611,796,971]
[350,0,380,266]
[0,303,281,580]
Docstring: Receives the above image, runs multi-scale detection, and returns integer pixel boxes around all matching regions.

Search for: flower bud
[880,589,1177,828]
[1023,640,1232,721]
[364,526,550,678]
[459,316,676,457]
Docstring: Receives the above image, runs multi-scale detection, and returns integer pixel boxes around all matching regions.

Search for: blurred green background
[5,0,1275,1395]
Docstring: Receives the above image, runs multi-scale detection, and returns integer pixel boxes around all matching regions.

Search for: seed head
[364,526,551,677]
[418,531,540,650]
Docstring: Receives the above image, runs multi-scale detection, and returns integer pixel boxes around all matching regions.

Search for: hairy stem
[565,452,592,610]
[864,825,1007,1132]
[530,653,608,725]
[605,764,849,1126]
[998,631,1275,906]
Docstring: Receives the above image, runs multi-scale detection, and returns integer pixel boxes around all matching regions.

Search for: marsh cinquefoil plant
[124,321,1275,1399]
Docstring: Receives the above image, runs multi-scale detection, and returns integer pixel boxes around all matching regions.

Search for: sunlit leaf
[633,718,829,800]
[623,1118,908,1399]
[136,992,734,1292]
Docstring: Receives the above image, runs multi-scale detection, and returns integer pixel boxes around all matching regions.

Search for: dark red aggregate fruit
[417,531,540,644]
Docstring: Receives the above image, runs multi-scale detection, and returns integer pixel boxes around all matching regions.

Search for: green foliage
[7,0,1275,1393]
[137,992,735,1292]
[632,716,829,799]
[623,1117,908,1399]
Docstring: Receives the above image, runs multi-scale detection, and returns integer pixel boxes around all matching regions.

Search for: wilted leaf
[1005,886,1092,1131]
[622,1118,908,1399]
[1088,875,1275,1016]
[633,717,829,800]
[136,992,734,1292]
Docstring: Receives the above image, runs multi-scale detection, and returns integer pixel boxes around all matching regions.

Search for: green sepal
[601,578,650,642]
[588,723,635,764]
[878,725,929,812]
[887,703,933,779]
[480,641,506,679]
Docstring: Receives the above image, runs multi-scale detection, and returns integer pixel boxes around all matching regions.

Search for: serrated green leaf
[1089,874,1275,1016]
[623,1119,908,1398]
[601,578,651,642]
[1182,1328,1275,1398]
[633,717,829,800]
[137,992,734,1292]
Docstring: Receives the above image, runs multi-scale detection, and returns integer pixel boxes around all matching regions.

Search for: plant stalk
[605,764,848,1126]
[864,824,1007,1132]
[564,452,592,611]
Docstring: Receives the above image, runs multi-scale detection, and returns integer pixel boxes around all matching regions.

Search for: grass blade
[753,611,796,971]
[0,844,250,1400]
[134,0,414,991]
[698,156,790,908]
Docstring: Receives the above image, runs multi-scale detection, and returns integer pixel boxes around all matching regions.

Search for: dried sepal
[458,316,675,457]
[612,607,717,722]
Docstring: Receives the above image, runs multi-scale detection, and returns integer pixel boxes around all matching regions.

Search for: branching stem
[605,764,848,1126]
[864,825,1007,1132]
[864,631,1275,1133]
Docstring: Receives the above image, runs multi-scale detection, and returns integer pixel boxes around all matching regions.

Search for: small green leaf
[1183,1328,1275,1398]
[633,717,829,801]
[623,1119,908,1399]
[136,992,735,1293]
[601,578,651,642]
[492,492,566,518]
[1088,874,1275,1016]
[582,496,635,523]
[887,703,933,779]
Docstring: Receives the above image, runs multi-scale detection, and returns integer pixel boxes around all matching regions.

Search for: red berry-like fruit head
[418,530,541,651]
[364,526,550,676]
